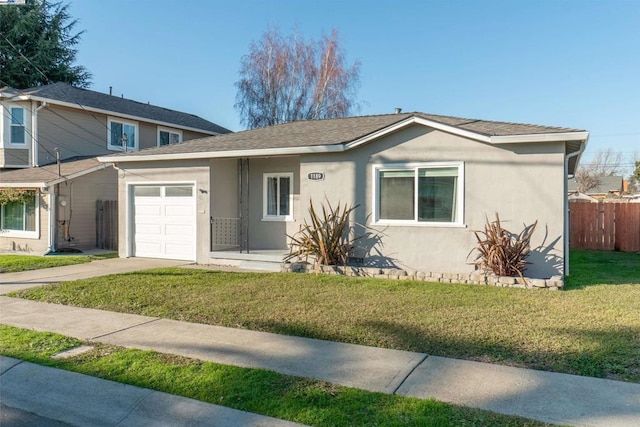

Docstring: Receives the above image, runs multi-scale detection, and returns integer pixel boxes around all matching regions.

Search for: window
[158,128,182,146]
[108,118,138,151]
[263,173,293,220]
[375,162,464,226]
[10,107,26,144]
[0,190,37,236]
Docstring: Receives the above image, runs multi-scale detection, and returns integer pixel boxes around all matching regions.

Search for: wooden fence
[569,202,640,251]
[96,200,118,251]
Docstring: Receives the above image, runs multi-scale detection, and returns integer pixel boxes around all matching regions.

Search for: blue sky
[69,0,639,173]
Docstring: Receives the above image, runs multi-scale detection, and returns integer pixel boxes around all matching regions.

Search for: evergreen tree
[0,0,91,89]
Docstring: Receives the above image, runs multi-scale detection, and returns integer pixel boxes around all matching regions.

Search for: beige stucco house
[0,83,229,254]
[100,112,588,278]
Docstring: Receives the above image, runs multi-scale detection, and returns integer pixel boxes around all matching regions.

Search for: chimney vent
[109,86,112,96]
[394,108,402,114]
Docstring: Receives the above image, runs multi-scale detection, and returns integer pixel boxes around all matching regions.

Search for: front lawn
[0,325,546,427]
[11,250,640,382]
[0,253,117,273]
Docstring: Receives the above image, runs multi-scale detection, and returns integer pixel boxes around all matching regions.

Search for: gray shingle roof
[106,112,586,159]
[0,157,109,186]
[568,176,624,195]
[14,83,230,135]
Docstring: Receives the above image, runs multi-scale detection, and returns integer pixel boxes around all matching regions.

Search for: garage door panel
[165,224,194,236]
[165,243,195,259]
[135,205,162,216]
[132,185,196,261]
[164,205,194,217]
[135,224,163,235]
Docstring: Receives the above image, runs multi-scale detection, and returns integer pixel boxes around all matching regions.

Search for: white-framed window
[157,128,182,146]
[10,107,26,145]
[0,190,38,238]
[263,173,293,221]
[108,117,138,151]
[373,162,464,226]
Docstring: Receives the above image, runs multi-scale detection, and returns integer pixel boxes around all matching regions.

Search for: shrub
[470,213,537,277]
[285,200,359,267]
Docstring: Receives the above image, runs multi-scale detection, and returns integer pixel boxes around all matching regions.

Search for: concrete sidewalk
[2,296,639,427]
[1,356,303,426]
[0,257,188,295]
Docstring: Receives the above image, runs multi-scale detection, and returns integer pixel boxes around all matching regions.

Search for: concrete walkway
[1,258,639,426]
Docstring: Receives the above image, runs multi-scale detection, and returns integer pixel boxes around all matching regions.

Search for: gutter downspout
[32,101,47,167]
[564,141,587,277]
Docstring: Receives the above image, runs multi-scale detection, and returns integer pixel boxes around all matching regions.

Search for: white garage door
[132,185,196,261]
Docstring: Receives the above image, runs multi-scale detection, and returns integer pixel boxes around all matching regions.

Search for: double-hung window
[263,173,293,221]
[10,107,26,145]
[108,118,138,151]
[158,128,182,146]
[375,162,464,226]
[0,190,38,237]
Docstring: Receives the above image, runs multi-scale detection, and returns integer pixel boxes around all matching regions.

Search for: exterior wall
[247,156,301,250]
[56,167,117,250]
[210,158,239,219]
[37,105,110,164]
[299,125,566,278]
[36,105,213,164]
[0,149,29,166]
[0,191,50,254]
[116,160,211,262]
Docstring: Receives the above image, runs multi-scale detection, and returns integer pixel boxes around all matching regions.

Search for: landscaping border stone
[281,262,564,290]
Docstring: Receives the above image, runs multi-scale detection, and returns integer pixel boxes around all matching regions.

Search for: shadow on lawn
[251,318,640,383]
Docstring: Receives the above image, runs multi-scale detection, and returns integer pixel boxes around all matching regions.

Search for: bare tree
[574,148,624,193]
[235,27,360,129]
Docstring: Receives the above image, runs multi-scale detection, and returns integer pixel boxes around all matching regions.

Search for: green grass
[11,250,640,382]
[0,325,548,427]
[565,249,640,288]
[0,253,117,273]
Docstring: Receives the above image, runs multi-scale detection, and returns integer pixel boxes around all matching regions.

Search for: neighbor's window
[263,173,293,220]
[158,128,182,146]
[108,118,138,151]
[0,190,37,234]
[376,162,463,225]
[10,107,26,145]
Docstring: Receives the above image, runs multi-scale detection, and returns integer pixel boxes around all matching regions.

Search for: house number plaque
[307,172,325,181]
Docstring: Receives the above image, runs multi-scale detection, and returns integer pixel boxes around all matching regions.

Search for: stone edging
[281,263,564,290]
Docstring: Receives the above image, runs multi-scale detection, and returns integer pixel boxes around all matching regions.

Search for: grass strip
[0,325,549,426]
[0,253,118,273]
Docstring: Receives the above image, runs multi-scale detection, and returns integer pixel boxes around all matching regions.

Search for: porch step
[208,257,282,272]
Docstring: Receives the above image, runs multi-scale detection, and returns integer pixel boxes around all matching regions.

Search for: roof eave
[97,145,345,163]
[489,131,590,144]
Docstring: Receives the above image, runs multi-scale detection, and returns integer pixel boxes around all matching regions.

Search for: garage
[131,184,196,261]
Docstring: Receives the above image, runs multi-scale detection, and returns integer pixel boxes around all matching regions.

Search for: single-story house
[99,112,589,278]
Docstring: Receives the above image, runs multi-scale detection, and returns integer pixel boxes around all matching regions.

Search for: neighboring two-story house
[0,82,230,254]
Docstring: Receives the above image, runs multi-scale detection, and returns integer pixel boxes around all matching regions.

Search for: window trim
[157,127,183,147]
[372,161,465,227]
[9,107,27,146]
[0,190,40,238]
[262,172,294,221]
[107,117,139,151]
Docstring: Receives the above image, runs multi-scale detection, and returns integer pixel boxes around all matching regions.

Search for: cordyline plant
[285,200,359,268]
[469,213,537,278]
